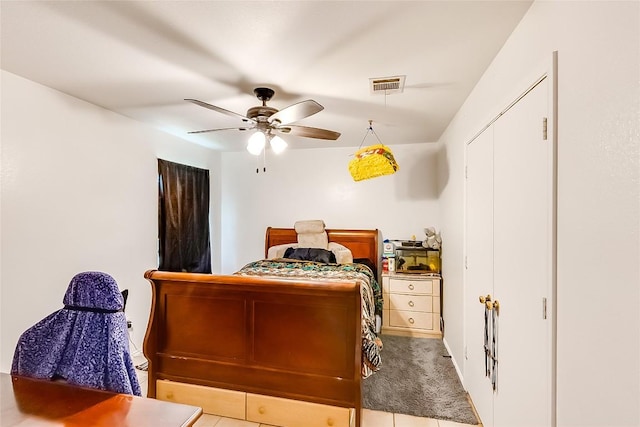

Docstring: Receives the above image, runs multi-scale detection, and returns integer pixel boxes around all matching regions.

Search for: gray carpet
[362,335,479,425]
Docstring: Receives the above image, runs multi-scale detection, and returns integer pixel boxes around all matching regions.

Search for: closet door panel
[492,79,551,427]
[464,127,494,427]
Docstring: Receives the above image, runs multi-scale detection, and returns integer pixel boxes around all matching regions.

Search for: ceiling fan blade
[279,125,341,140]
[185,98,254,123]
[188,126,254,134]
[269,100,323,125]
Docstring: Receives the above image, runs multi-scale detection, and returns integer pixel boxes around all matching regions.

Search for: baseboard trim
[442,337,465,390]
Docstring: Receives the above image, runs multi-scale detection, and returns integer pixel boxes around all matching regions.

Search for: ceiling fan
[186,87,341,155]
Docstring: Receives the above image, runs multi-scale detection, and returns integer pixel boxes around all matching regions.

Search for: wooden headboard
[265,227,381,277]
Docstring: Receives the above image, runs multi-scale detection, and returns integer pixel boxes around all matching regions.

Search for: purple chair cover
[11,271,141,396]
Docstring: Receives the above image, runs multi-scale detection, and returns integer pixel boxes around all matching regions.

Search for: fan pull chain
[263,148,267,173]
[255,148,267,173]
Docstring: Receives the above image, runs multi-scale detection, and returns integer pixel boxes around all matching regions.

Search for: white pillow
[328,242,353,264]
[267,243,298,259]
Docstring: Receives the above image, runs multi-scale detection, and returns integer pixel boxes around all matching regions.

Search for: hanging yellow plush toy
[348,122,399,181]
[349,144,399,181]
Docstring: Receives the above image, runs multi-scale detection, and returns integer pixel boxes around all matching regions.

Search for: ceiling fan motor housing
[246,105,278,121]
[249,87,279,122]
[254,87,275,102]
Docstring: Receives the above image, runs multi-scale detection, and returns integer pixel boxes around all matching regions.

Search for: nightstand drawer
[388,293,432,312]
[389,310,433,330]
[389,278,433,294]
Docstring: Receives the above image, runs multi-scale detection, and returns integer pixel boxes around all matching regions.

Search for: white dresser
[381,273,441,337]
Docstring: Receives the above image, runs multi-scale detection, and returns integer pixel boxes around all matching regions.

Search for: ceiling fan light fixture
[247,131,266,155]
[269,135,287,154]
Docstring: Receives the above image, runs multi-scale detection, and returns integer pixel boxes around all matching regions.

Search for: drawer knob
[166,391,174,399]
[327,418,335,426]
[258,406,266,414]
[409,317,415,324]
[408,301,414,307]
[408,284,415,290]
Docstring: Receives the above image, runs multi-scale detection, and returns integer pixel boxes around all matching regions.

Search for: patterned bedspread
[235,259,383,378]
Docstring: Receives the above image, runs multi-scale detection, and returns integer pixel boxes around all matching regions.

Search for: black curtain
[158,159,211,273]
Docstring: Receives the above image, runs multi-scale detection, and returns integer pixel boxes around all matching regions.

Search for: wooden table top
[1,373,202,427]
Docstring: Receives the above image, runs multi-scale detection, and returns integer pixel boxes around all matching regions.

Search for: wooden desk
[1,373,202,426]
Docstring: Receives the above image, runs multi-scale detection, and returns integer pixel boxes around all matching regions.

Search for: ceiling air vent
[369,75,406,95]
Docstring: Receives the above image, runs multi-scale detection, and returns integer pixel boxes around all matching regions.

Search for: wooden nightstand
[381,273,441,337]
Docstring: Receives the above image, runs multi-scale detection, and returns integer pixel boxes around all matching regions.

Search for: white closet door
[465,128,495,427]
[492,78,551,427]
[465,77,553,427]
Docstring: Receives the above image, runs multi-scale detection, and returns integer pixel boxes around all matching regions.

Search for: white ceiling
[1,1,532,152]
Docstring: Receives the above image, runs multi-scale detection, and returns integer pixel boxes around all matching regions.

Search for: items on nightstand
[382,257,396,273]
[383,241,394,256]
[382,239,396,273]
[423,226,442,250]
[392,240,440,275]
[385,227,443,274]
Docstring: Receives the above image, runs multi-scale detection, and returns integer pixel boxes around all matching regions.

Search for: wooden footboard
[143,269,363,427]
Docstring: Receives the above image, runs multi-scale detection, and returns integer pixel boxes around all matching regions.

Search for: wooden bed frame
[143,228,381,427]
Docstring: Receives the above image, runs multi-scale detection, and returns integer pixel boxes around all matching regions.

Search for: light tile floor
[189,410,478,427]
[132,353,479,427]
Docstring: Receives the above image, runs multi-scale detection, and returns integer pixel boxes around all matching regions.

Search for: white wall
[438,1,639,426]
[219,143,440,273]
[0,71,221,373]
